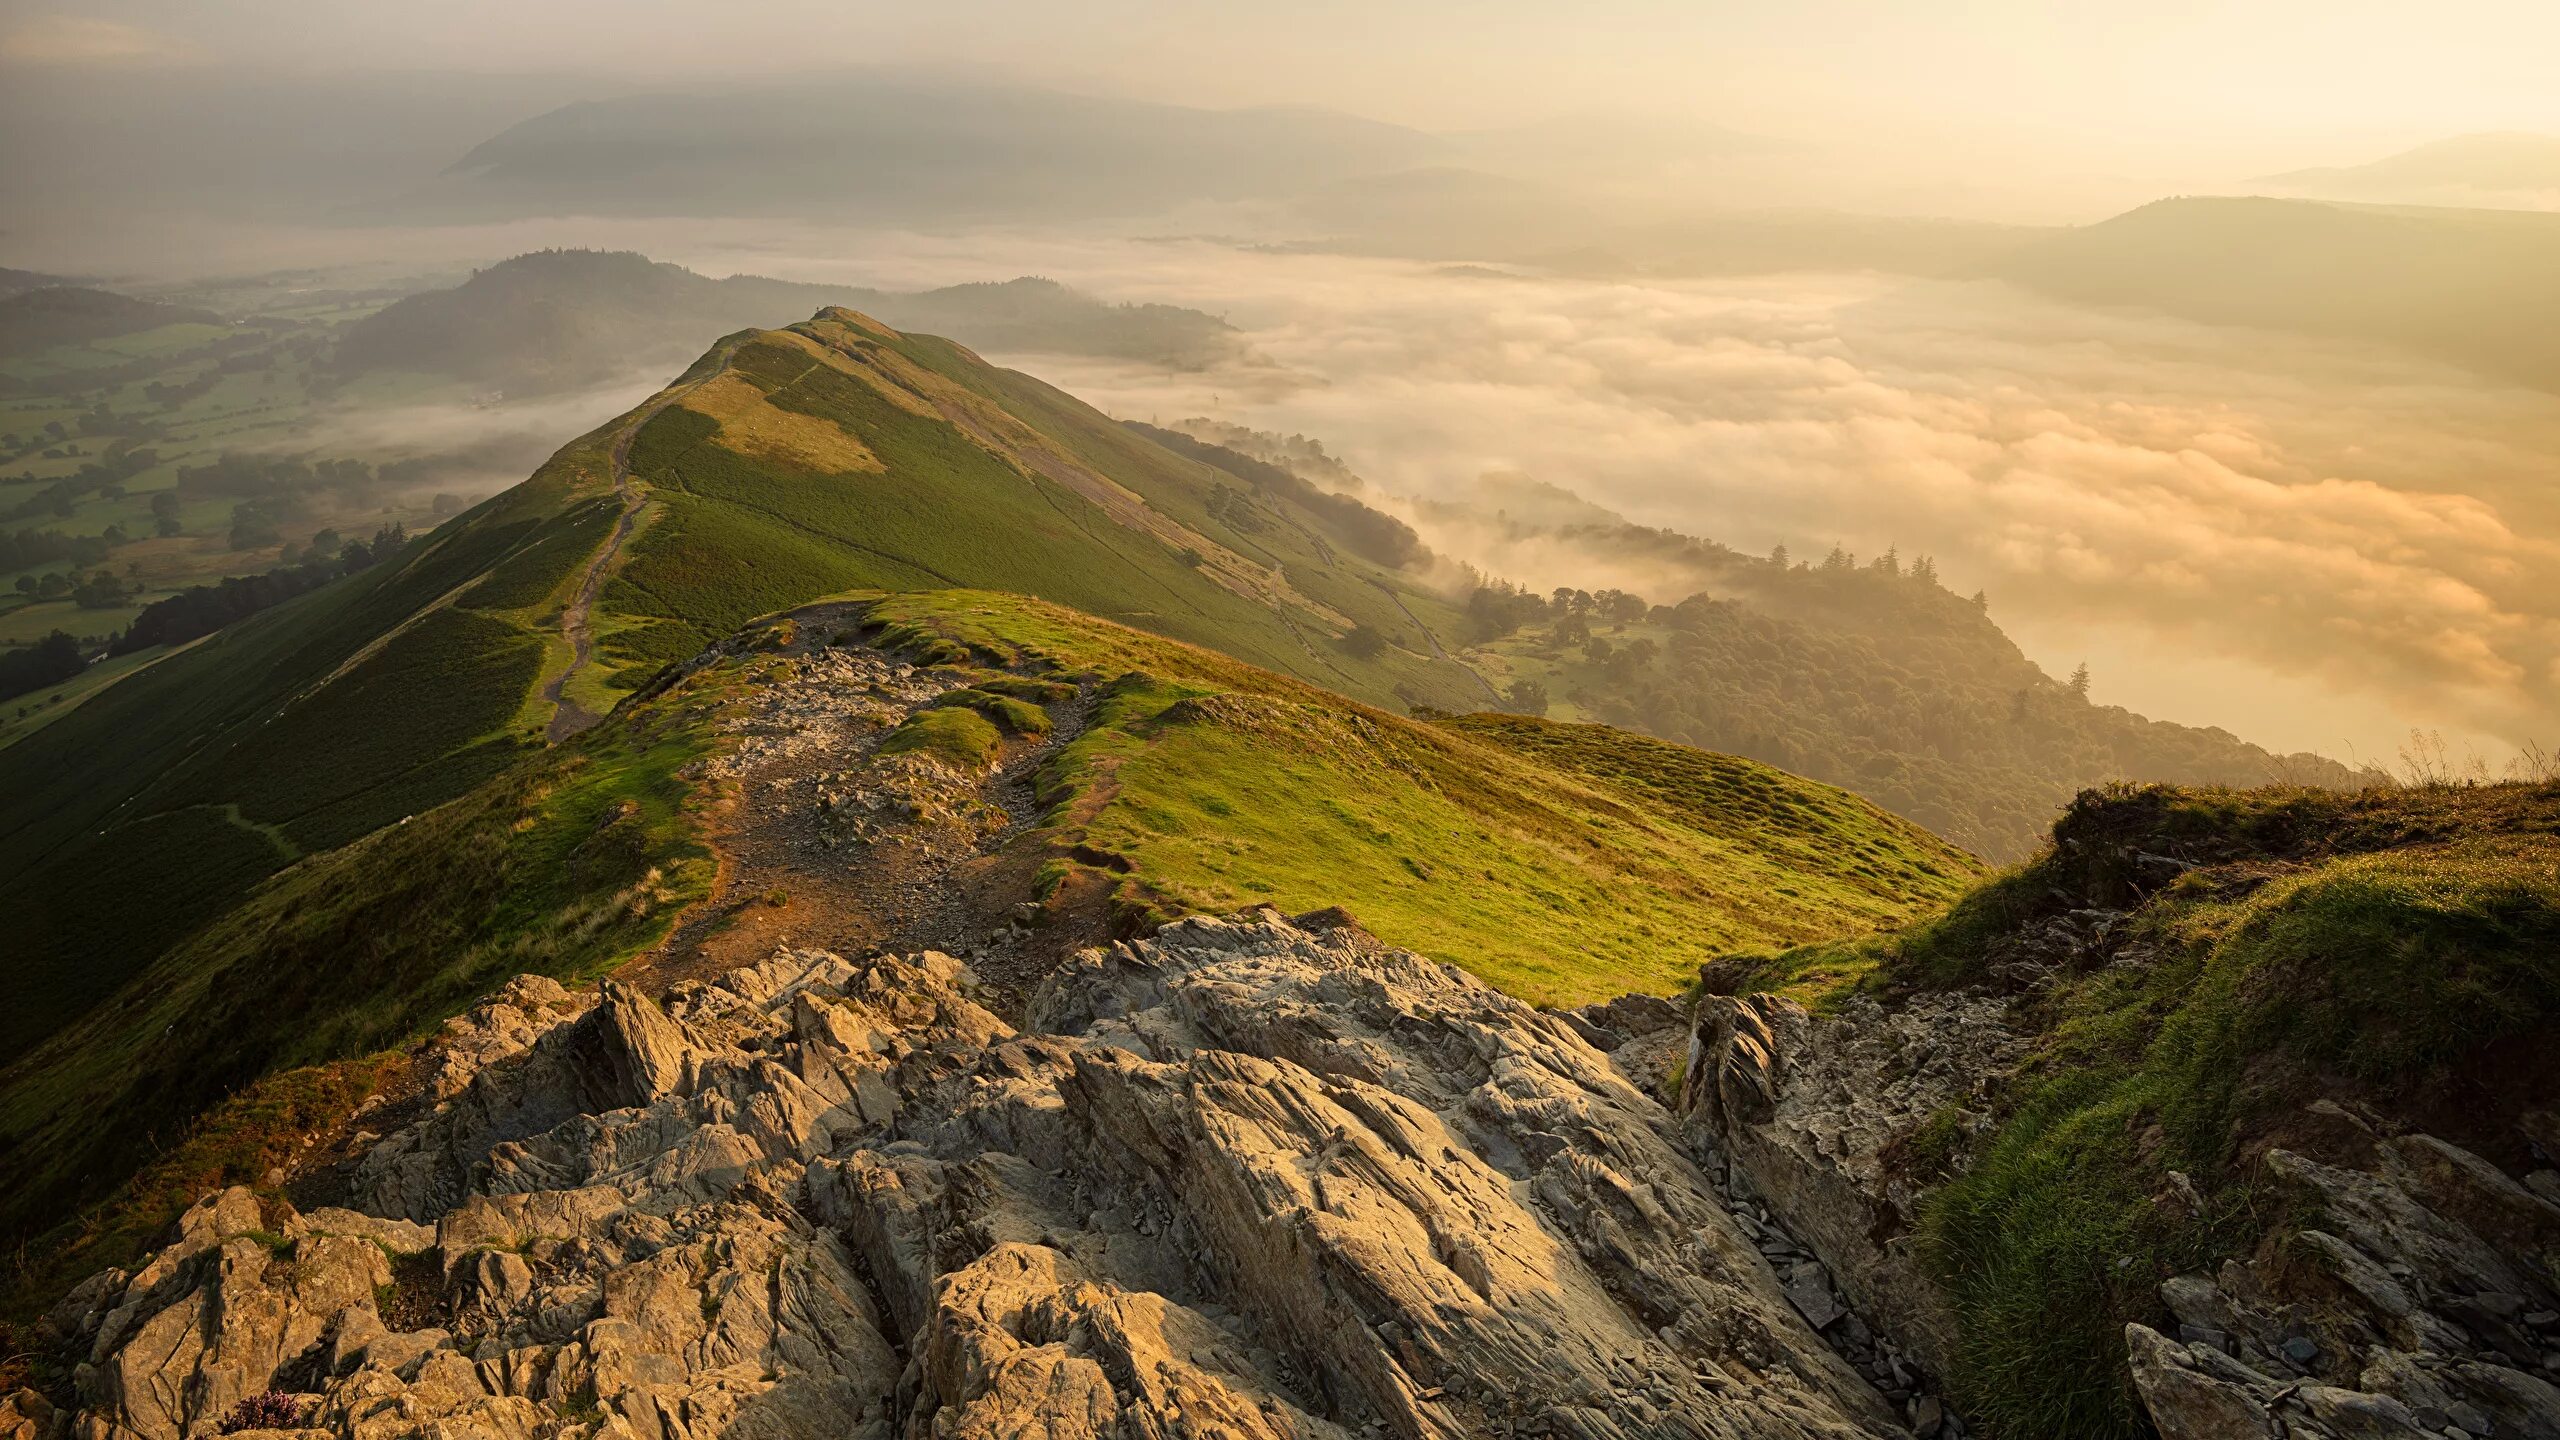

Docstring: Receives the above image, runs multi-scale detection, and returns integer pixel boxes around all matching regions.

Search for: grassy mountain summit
[0,303,1980,1298]
[0,306,1496,1055]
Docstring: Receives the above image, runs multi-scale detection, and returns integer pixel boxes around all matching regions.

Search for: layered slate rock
[2126,1103,2560,1440]
[1679,990,2024,1382]
[45,915,1908,1440]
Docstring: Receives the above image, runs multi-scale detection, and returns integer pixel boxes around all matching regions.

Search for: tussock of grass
[877,705,1003,771]
[930,686,1054,736]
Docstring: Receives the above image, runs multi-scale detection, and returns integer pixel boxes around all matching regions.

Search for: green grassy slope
[0,421,625,1047]
[1,585,1975,1310]
[872,590,1978,1002]
[1724,780,2560,1437]
[0,650,726,1311]
[0,308,1481,1048]
[592,312,1484,713]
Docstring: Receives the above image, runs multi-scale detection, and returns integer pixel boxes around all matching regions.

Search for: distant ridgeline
[334,250,1239,393]
[1990,196,2560,393]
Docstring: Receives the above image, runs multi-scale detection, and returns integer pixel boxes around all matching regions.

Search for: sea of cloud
[108,216,2555,768]
[724,233,2554,768]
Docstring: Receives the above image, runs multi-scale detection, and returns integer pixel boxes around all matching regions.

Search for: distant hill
[0,285,221,357]
[403,77,1443,223]
[2265,131,2560,207]
[1200,423,2377,860]
[1454,531,2377,860]
[334,250,1237,392]
[1988,196,2560,390]
[0,267,79,297]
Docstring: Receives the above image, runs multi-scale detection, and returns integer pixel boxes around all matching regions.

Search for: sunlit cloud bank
[75,216,2551,765]
[730,235,2560,765]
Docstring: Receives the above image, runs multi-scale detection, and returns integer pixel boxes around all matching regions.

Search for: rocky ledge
[1683,992,2560,1440]
[28,913,1919,1440]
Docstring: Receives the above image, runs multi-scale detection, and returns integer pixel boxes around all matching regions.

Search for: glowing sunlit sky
[7,0,2559,176]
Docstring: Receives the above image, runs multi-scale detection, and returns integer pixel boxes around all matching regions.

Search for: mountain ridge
[335,250,1239,392]
[1987,195,2560,390]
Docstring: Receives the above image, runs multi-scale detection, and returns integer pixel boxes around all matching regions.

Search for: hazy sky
[8,0,2560,167]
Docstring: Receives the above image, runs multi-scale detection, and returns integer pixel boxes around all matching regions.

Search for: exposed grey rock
[55,915,1915,1440]
[2125,1127,2560,1440]
[1678,989,2025,1378]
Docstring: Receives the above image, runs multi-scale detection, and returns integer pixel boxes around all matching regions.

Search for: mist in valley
[6,0,2559,775]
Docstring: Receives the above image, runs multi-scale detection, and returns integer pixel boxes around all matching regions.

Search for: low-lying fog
[710,229,2554,771]
[87,217,2560,771]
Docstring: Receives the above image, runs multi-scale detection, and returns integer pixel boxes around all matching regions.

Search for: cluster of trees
[13,569,136,608]
[141,371,222,409]
[0,630,83,704]
[4,442,161,522]
[114,523,408,655]
[1465,572,2368,860]
[1466,581,1652,642]
[0,526,117,573]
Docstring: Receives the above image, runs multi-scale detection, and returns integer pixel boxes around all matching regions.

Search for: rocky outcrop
[44,914,1917,1440]
[2126,1102,2560,1440]
[1678,990,2025,1383]
[1682,989,2560,1440]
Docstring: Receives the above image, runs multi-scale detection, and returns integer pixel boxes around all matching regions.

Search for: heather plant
[217,1390,309,1434]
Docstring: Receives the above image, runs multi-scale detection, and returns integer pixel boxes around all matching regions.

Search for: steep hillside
[1445,525,2372,859]
[1989,196,2560,390]
[0,587,1974,1317]
[1686,780,2560,1436]
[335,251,1235,392]
[0,308,1496,1057]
